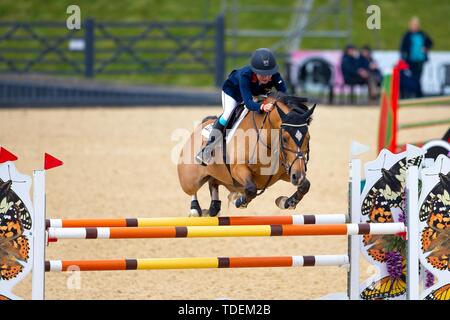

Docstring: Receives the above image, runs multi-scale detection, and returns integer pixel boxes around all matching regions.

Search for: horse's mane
[269,91,314,125]
[270,91,309,112]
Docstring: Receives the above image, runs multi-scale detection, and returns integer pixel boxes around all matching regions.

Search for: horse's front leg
[276,178,311,209]
[230,164,257,208]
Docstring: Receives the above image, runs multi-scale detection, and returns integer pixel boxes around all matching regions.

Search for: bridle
[278,121,310,175]
[251,99,310,195]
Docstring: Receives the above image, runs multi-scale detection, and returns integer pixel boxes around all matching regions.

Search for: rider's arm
[239,74,264,111]
[272,73,287,93]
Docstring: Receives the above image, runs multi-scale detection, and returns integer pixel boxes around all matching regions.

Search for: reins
[250,111,273,196]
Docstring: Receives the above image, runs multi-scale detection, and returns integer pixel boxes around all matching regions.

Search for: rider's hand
[260,101,274,112]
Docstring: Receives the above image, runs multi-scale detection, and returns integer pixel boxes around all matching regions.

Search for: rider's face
[256,74,272,84]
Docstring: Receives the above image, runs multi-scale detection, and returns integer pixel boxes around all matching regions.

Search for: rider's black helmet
[250,48,278,76]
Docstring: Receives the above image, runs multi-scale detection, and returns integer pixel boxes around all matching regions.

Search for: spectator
[400,17,433,97]
[341,44,368,86]
[359,45,383,100]
[399,60,421,99]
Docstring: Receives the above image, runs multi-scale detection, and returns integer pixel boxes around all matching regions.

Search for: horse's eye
[282,137,288,143]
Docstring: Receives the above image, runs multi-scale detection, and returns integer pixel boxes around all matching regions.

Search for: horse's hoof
[190,200,202,216]
[189,209,201,217]
[275,196,291,209]
[235,197,247,208]
[208,200,221,217]
[227,192,238,201]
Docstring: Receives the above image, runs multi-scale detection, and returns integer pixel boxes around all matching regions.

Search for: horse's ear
[276,105,287,121]
[301,104,316,121]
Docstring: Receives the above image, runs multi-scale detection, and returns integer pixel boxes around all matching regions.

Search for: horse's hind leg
[178,162,209,217]
[208,180,221,217]
[231,164,257,208]
[190,194,203,216]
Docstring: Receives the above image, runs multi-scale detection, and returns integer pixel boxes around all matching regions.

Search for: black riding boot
[196,119,226,165]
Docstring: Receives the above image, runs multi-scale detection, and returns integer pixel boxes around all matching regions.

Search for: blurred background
[0,0,449,106]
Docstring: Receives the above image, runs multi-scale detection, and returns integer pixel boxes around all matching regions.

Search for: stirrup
[195,150,208,166]
[195,146,214,166]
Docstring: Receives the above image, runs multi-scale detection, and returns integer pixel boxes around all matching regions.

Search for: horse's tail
[201,115,218,124]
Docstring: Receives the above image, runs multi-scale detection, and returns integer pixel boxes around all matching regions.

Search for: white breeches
[220,91,239,125]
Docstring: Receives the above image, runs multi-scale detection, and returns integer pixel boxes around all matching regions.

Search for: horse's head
[268,92,315,186]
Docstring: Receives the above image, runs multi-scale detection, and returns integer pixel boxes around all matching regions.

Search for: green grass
[0,0,449,87]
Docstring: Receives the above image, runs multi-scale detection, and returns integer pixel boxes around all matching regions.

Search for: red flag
[44,153,63,170]
[396,59,409,70]
[0,147,18,163]
[396,231,407,241]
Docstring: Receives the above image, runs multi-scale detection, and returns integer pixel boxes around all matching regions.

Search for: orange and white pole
[45,255,350,272]
[47,223,406,240]
[46,214,347,228]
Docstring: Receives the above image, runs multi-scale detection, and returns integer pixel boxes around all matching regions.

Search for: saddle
[225,103,246,132]
[201,103,248,144]
[199,104,249,187]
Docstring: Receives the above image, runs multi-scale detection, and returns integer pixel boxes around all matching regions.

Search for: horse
[177,92,316,216]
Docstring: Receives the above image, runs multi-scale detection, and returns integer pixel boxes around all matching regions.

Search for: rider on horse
[196,48,288,165]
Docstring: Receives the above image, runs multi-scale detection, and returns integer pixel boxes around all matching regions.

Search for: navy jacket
[341,54,363,84]
[358,55,371,70]
[222,65,287,111]
[400,31,433,63]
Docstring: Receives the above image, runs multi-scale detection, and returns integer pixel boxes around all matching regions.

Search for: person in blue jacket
[196,48,287,165]
[400,17,433,97]
[358,45,383,99]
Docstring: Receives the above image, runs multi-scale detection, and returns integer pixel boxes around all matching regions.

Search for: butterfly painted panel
[360,259,407,300]
[423,284,450,300]
[359,146,424,300]
[0,162,34,300]
[419,155,450,300]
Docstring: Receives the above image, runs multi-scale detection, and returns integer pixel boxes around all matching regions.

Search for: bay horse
[177,92,315,216]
